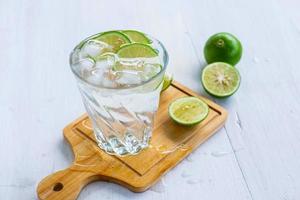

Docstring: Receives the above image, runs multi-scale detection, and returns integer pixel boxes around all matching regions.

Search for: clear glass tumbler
[69,32,168,156]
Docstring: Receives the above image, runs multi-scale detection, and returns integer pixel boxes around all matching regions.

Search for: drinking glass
[69,32,168,156]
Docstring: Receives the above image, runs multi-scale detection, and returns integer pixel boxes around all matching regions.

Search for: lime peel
[122,30,152,44]
[117,43,158,58]
[161,73,173,92]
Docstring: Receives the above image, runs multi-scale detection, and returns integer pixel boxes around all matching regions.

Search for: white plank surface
[0,0,299,199]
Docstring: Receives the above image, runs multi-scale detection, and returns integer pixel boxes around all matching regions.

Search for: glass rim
[69,31,169,90]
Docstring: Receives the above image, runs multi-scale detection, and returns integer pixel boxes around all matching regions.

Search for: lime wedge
[169,97,209,126]
[122,30,151,44]
[117,43,158,58]
[201,62,240,97]
[161,73,173,92]
[114,43,160,79]
[94,31,130,53]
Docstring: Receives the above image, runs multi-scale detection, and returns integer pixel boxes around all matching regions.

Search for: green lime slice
[117,43,158,58]
[94,31,131,53]
[169,97,209,126]
[114,43,160,79]
[201,62,241,97]
[122,30,151,44]
[161,73,173,92]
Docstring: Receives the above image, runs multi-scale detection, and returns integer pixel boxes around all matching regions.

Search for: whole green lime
[204,32,242,66]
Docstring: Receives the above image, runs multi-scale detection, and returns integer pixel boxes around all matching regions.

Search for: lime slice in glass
[114,43,160,72]
[94,31,131,53]
[122,30,152,44]
[169,97,209,126]
[115,43,161,82]
[117,43,158,58]
[201,62,241,97]
[161,73,173,92]
[94,52,116,61]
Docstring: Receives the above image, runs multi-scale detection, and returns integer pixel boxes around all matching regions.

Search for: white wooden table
[1,0,300,199]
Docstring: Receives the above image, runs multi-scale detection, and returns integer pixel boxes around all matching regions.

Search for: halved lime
[161,73,173,92]
[169,97,209,126]
[201,62,240,97]
[117,43,158,58]
[94,31,131,53]
[122,30,151,44]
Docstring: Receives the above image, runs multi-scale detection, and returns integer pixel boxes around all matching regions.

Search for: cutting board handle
[37,166,98,200]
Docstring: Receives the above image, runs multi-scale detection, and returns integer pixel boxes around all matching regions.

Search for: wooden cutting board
[37,81,227,200]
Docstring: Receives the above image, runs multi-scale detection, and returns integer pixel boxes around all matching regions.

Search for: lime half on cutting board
[168,97,209,126]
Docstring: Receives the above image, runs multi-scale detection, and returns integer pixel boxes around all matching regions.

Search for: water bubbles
[253,56,259,63]
[186,155,194,162]
[150,177,166,193]
[181,170,192,178]
[186,179,202,184]
[211,151,231,157]
[124,133,142,153]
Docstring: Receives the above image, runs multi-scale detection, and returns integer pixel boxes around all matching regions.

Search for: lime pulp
[168,97,209,126]
[201,62,240,97]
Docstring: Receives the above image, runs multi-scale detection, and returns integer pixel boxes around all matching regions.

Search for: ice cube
[86,68,105,85]
[72,58,95,77]
[102,77,117,88]
[116,72,142,86]
[95,60,110,71]
[95,55,115,71]
[144,63,161,74]
[87,68,119,87]
[81,40,110,58]
[139,63,161,81]
[117,58,144,72]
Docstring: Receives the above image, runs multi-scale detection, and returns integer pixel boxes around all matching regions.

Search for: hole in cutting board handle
[53,182,64,191]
